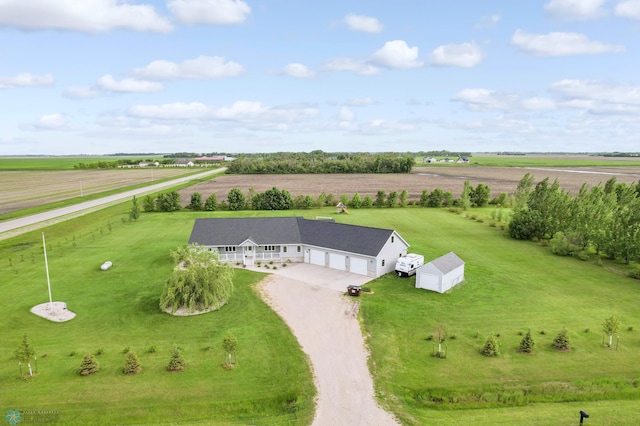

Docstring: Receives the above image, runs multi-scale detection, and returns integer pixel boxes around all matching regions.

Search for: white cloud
[451,88,519,111]
[129,101,319,123]
[283,63,315,78]
[168,0,250,25]
[0,73,54,89]
[430,42,484,68]
[0,0,172,32]
[338,106,355,122]
[511,30,625,56]
[475,14,501,29]
[551,79,640,113]
[357,119,419,135]
[134,56,244,80]
[544,0,609,20]
[521,97,557,111]
[344,14,383,33]
[615,0,640,19]
[62,86,101,99]
[130,102,212,120]
[322,58,380,75]
[369,40,423,69]
[21,113,70,131]
[344,97,375,106]
[97,75,164,93]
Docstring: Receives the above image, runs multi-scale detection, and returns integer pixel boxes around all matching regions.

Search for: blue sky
[1,0,640,155]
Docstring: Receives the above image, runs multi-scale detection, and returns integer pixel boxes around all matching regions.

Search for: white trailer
[395,254,424,277]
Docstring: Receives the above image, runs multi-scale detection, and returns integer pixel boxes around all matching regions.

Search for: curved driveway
[0,167,225,240]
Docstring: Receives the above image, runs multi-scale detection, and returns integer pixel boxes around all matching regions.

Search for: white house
[188,217,409,277]
[415,252,465,293]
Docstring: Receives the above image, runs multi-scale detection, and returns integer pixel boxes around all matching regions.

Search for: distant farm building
[174,159,195,167]
[423,157,438,163]
[415,252,465,293]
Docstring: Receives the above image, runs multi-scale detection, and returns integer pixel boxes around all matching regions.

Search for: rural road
[0,167,225,240]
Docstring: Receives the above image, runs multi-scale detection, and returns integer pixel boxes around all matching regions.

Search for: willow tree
[160,244,234,314]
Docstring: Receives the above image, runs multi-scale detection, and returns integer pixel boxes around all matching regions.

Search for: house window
[225,247,236,252]
[391,236,395,243]
[283,247,287,253]
[297,246,301,252]
[264,245,277,251]
[382,259,386,267]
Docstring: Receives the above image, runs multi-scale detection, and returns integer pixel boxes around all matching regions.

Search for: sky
[1,0,640,155]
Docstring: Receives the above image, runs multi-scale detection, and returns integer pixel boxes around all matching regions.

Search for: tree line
[509,174,640,265]
[225,152,415,174]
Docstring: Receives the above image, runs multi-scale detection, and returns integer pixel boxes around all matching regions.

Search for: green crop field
[0,156,164,171]
[414,154,640,168]
[1,203,639,424]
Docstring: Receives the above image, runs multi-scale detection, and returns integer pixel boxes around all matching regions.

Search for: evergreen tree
[375,190,386,208]
[553,328,571,351]
[386,191,398,207]
[428,188,445,207]
[130,196,140,221]
[349,193,362,208]
[519,329,535,353]
[142,195,155,212]
[399,189,408,207]
[362,195,373,207]
[419,189,429,207]
[227,188,246,211]
[459,180,472,211]
[124,351,142,375]
[167,345,186,372]
[480,335,499,357]
[78,354,100,376]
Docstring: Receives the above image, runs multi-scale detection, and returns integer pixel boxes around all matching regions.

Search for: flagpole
[42,232,54,312]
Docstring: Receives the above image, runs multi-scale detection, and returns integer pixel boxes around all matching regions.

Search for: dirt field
[179,166,640,204]
[0,169,195,214]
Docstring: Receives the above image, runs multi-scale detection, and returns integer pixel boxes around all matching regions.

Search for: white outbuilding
[415,252,465,293]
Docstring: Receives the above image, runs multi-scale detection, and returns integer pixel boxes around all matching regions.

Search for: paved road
[0,167,225,240]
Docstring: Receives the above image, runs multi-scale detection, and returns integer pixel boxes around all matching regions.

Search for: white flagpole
[42,232,54,312]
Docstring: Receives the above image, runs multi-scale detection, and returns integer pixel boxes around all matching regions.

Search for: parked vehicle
[395,254,424,277]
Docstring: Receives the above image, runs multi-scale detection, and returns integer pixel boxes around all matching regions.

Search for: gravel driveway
[255,263,399,426]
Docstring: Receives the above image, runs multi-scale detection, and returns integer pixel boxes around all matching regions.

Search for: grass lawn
[334,207,640,424]
[0,207,314,425]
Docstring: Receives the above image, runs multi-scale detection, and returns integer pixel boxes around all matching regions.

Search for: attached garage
[416,252,465,293]
[329,253,346,270]
[309,249,325,266]
[349,257,368,276]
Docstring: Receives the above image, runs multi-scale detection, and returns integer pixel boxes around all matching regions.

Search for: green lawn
[0,207,315,425]
[2,204,640,425]
[334,208,640,424]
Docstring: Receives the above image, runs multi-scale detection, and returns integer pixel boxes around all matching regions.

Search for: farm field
[1,200,640,424]
[0,169,197,215]
[179,165,640,204]
[419,153,640,168]
[0,156,164,170]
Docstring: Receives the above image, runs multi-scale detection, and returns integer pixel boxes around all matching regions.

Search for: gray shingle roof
[188,217,397,257]
[429,252,464,274]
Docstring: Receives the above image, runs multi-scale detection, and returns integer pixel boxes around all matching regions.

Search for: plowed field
[179,166,640,203]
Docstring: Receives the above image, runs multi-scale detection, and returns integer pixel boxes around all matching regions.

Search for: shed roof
[188,217,402,257]
[427,252,464,274]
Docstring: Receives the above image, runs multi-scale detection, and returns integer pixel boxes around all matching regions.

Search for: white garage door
[350,257,368,275]
[329,253,346,271]
[417,273,440,292]
[310,249,325,266]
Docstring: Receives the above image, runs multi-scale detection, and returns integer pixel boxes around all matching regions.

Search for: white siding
[417,272,440,292]
[374,231,409,277]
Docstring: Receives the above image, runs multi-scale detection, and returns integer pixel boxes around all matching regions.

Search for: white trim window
[225,247,236,252]
[264,245,277,251]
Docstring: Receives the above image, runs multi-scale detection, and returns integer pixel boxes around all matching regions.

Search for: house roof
[426,252,464,274]
[188,217,402,257]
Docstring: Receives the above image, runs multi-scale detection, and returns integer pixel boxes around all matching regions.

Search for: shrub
[553,328,571,351]
[481,335,500,357]
[122,346,130,354]
[628,266,640,280]
[78,354,100,376]
[124,351,142,375]
[628,326,634,332]
[94,348,104,356]
[147,345,156,354]
[68,351,76,357]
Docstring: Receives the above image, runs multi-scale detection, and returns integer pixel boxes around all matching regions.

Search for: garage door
[417,273,440,292]
[350,257,368,275]
[310,249,325,266]
[329,253,346,271]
